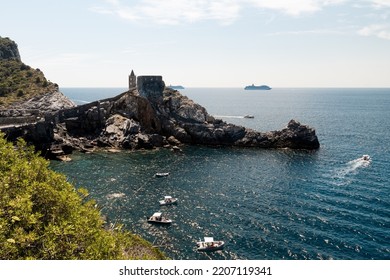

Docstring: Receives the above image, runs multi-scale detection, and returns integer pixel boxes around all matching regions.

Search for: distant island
[244,84,271,90]
[167,85,185,90]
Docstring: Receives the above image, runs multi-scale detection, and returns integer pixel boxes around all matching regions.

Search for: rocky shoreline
[1,82,320,159]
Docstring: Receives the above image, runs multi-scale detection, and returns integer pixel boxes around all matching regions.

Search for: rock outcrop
[1,62,320,158]
[1,36,71,108]
[8,91,76,113]
[1,83,320,158]
[0,36,21,61]
[156,88,319,149]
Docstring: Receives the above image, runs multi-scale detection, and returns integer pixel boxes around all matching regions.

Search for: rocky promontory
[1,80,319,158]
[0,36,319,156]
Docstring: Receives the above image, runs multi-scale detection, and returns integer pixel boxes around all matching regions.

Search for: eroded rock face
[2,86,320,158]
[153,88,319,149]
[99,114,140,148]
[15,91,76,112]
[110,92,161,133]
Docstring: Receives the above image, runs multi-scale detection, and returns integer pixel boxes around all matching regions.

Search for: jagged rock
[167,136,182,146]
[133,133,165,149]
[111,92,161,133]
[2,91,76,119]
[163,90,208,123]
[20,91,76,112]
[2,79,320,154]
[100,114,141,147]
[0,36,21,61]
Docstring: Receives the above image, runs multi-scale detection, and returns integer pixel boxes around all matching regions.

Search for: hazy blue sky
[2,0,390,87]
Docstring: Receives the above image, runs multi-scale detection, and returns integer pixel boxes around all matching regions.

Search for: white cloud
[91,0,241,25]
[358,24,390,40]
[267,28,345,36]
[248,0,347,16]
[91,0,348,25]
[371,0,390,8]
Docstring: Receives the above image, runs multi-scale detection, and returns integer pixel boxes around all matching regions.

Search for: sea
[51,87,390,260]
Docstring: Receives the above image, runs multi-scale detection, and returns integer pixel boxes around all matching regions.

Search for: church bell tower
[129,70,136,89]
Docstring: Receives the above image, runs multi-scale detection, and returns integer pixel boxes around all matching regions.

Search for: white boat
[155,172,170,177]
[147,212,172,224]
[159,196,178,206]
[196,237,224,252]
[361,154,371,161]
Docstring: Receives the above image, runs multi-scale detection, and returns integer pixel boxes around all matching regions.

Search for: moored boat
[147,212,172,224]
[155,172,170,177]
[196,237,224,252]
[159,196,178,206]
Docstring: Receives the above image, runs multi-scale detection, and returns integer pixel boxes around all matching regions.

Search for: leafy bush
[0,133,165,260]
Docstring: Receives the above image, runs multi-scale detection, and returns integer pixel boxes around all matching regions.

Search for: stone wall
[0,109,40,126]
[137,76,165,103]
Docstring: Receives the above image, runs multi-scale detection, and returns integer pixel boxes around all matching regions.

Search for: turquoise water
[54,88,390,260]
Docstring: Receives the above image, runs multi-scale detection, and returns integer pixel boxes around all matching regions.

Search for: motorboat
[147,212,172,224]
[159,196,178,206]
[244,115,254,118]
[196,237,224,252]
[155,172,170,177]
[361,155,371,161]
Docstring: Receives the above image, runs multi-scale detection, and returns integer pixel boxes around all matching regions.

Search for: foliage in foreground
[0,132,166,260]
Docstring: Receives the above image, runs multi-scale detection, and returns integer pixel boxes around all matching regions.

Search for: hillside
[0,132,166,260]
[0,36,58,107]
[0,37,166,260]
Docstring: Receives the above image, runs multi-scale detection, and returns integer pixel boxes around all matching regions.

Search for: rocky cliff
[0,38,319,156]
[6,85,318,158]
[0,36,21,61]
[0,36,74,109]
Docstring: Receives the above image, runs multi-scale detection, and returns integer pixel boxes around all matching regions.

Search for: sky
[1,0,390,87]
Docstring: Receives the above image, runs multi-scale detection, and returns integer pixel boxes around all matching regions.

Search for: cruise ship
[244,84,271,90]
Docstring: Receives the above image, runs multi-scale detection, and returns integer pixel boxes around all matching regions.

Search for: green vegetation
[0,60,58,107]
[0,132,166,260]
[0,36,21,61]
[0,36,58,107]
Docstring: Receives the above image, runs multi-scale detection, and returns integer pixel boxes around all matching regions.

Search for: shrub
[0,133,165,260]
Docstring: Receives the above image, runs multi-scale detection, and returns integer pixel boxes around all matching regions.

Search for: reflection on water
[50,147,388,260]
[54,87,390,260]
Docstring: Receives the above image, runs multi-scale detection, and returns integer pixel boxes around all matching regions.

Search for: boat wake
[214,115,244,119]
[332,155,371,183]
[214,115,254,119]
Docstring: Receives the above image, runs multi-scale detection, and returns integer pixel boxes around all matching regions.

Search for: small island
[244,84,271,90]
[167,85,185,90]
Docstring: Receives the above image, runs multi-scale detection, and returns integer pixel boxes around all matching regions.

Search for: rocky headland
[1,81,320,158]
[1,37,319,158]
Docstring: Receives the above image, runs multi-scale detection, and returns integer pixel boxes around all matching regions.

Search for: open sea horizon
[54,87,390,260]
